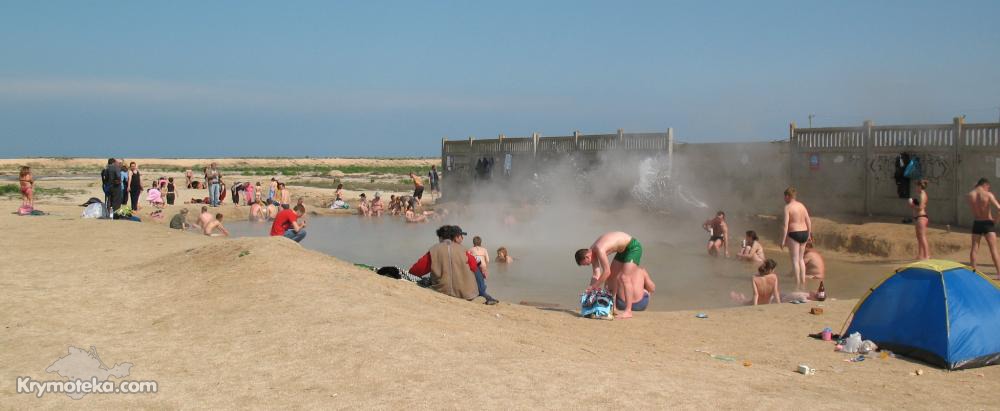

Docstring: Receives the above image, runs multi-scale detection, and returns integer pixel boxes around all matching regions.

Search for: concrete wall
[673,141,790,215]
[790,119,1000,226]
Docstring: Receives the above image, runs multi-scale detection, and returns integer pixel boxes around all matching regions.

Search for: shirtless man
[780,187,812,290]
[804,242,825,280]
[703,211,729,257]
[611,266,655,312]
[410,172,424,207]
[574,231,645,319]
[196,206,213,229]
[202,213,230,237]
[470,236,490,276]
[967,178,1000,278]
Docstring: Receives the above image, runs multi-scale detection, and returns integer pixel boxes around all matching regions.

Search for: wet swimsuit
[788,231,809,244]
[915,214,929,221]
[613,238,643,265]
[973,220,996,235]
[709,235,724,243]
[616,291,650,311]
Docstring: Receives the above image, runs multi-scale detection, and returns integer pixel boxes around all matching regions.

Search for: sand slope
[2,201,999,409]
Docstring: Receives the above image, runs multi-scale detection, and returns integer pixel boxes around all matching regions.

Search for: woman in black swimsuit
[909,179,930,260]
[128,162,142,211]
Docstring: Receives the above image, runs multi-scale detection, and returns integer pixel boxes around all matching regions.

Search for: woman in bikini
[730,258,781,305]
[19,166,34,209]
[909,179,930,260]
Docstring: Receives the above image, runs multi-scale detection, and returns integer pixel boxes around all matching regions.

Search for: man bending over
[575,231,645,319]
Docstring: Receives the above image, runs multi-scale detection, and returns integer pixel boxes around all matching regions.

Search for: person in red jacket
[409,225,496,304]
[270,204,307,242]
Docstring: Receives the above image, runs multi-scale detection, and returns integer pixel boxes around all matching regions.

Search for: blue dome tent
[842,260,1000,370]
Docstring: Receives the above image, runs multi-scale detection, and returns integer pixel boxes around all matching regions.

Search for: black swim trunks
[788,231,809,244]
[709,235,724,243]
[414,186,424,199]
[972,220,996,235]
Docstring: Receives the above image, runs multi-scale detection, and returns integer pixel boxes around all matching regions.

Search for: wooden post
[618,128,624,149]
[574,130,580,147]
[863,120,874,216]
[954,116,964,226]
[789,122,797,193]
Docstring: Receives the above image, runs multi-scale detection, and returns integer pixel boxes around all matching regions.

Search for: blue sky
[1,0,998,157]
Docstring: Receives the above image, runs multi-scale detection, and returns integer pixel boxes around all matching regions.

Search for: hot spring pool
[226,211,893,311]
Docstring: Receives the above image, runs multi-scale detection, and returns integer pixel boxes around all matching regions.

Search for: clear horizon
[2,0,999,157]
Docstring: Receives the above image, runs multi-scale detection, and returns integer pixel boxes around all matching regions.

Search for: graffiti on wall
[869,153,951,183]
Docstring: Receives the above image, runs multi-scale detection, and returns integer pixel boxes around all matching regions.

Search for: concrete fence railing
[791,117,1000,225]
[440,129,674,197]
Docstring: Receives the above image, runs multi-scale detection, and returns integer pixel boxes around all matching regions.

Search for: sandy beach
[3,158,1000,409]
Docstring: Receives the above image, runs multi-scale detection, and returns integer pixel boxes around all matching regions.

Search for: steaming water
[227,214,894,311]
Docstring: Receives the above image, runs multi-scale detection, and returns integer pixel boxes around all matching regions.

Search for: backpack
[580,289,614,320]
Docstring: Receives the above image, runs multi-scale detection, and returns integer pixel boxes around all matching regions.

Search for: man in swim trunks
[611,266,655,312]
[780,187,812,290]
[410,172,424,206]
[702,211,729,257]
[574,231,645,319]
[967,178,1000,278]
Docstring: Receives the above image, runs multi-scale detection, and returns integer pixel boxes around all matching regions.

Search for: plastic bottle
[816,281,827,301]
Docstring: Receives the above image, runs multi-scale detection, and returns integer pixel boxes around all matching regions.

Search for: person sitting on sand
[574,231,645,319]
[202,213,230,237]
[730,258,781,305]
[468,235,499,305]
[270,204,307,243]
[371,193,385,216]
[612,266,655,312]
[146,185,164,209]
[388,195,401,215]
[408,225,482,301]
[737,230,765,267]
[496,247,514,263]
[703,211,729,257]
[169,208,191,230]
[358,193,370,216]
[804,241,825,280]
[19,166,34,210]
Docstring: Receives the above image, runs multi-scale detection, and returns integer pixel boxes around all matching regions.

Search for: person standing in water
[574,231,645,319]
[780,187,812,290]
[908,179,930,260]
[703,211,729,257]
[967,178,1000,278]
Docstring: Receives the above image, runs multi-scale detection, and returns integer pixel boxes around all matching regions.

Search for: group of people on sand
[169,206,230,236]
[101,159,177,218]
[353,169,445,224]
